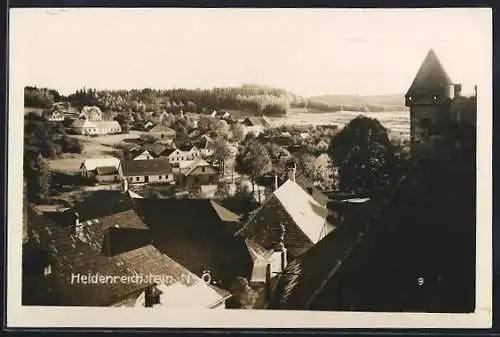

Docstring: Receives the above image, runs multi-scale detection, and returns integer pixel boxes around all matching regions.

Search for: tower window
[433,96,437,100]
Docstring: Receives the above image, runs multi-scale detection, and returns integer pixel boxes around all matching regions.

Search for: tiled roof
[406,49,452,97]
[24,194,229,308]
[294,174,329,206]
[71,119,97,128]
[81,157,121,172]
[183,163,218,176]
[237,180,333,258]
[121,159,173,176]
[143,143,167,156]
[148,124,176,134]
[95,166,119,176]
[134,198,251,287]
[92,120,121,129]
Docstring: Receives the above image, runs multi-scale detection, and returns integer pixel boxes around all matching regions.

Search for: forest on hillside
[24,85,406,115]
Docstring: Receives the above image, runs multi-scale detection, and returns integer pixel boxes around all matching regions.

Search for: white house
[316,140,330,152]
[196,135,217,157]
[132,150,155,161]
[121,158,175,184]
[166,145,201,165]
[80,157,121,179]
[79,105,103,121]
[71,119,122,135]
[313,153,336,182]
[43,110,65,122]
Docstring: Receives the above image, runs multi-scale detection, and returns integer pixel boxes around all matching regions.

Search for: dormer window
[44,264,52,276]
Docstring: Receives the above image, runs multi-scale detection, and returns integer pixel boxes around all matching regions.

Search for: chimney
[265,263,272,304]
[454,83,462,98]
[287,162,296,182]
[121,177,129,193]
[71,212,83,237]
[474,85,478,97]
[274,222,287,271]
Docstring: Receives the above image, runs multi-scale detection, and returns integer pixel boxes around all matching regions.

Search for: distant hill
[310,94,407,111]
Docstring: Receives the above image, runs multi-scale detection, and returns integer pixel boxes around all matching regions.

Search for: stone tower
[405,49,461,159]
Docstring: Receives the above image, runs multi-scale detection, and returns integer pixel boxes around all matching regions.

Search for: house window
[44,264,52,276]
[202,167,205,173]
[136,177,140,181]
[159,175,162,180]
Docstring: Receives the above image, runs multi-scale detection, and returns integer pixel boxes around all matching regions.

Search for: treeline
[24,85,398,116]
[65,86,302,116]
[24,86,63,109]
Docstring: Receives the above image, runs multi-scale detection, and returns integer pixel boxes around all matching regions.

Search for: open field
[47,131,148,174]
[268,110,411,138]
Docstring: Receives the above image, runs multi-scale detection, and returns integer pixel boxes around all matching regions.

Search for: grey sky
[11,8,491,97]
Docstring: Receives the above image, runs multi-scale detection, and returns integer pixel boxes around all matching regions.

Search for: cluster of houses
[80,138,222,190]
[24,163,338,308]
[43,104,123,135]
[24,49,477,312]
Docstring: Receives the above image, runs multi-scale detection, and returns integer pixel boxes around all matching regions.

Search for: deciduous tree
[329,116,398,194]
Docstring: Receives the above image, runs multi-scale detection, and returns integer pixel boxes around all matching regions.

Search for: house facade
[180,162,219,188]
[236,179,334,260]
[71,119,122,135]
[80,157,121,180]
[313,153,336,182]
[79,105,103,121]
[94,166,121,183]
[43,110,65,122]
[167,145,201,165]
[121,159,175,184]
[132,150,155,161]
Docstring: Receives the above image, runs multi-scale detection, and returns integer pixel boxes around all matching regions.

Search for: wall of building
[127,174,174,184]
[169,150,201,164]
[410,104,451,159]
[96,174,121,183]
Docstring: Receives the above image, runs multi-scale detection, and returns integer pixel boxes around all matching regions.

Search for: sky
[10,8,491,97]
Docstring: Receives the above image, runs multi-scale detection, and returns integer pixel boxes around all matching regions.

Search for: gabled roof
[95,166,119,176]
[143,143,167,156]
[81,157,120,171]
[121,159,173,176]
[148,124,176,134]
[314,153,332,168]
[183,163,218,176]
[177,143,199,152]
[133,198,251,286]
[24,192,230,308]
[237,179,333,258]
[71,119,97,128]
[406,49,452,97]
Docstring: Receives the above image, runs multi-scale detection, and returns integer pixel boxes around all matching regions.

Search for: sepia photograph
[7,7,492,328]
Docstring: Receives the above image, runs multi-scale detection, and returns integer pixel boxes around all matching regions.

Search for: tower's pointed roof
[406,49,452,97]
